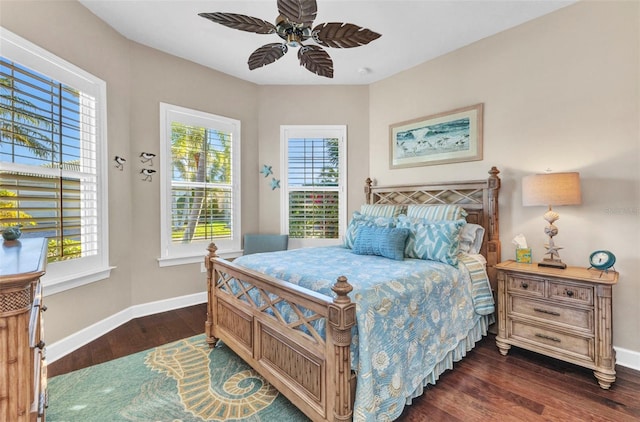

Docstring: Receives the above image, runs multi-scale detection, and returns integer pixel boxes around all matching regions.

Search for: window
[159,103,241,265]
[280,125,346,249]
[0,28,109,293]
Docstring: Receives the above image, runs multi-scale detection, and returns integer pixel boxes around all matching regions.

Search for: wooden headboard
[364,166,501,292]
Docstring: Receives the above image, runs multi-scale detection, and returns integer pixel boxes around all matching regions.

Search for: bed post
[205,242,219,348]
[486,167,501,291]
[364,177,373,204]
[328,276,357,421]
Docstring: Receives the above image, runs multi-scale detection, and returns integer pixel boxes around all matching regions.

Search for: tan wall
[256,85,370,233]
[0,0,260,341]
[127,43,259,305]
[368,1,640,351]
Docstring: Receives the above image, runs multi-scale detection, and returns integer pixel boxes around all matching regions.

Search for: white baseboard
[614,346,640,372]
[46,292,640,373]
[46,291,207,363]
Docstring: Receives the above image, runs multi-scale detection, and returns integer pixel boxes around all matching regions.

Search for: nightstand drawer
[510,296,593,331]
[548,281,593,305]
[507,275,544,297]
[511,321,594,361]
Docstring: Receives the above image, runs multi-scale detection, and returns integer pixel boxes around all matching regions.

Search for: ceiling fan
[198,0,381,78]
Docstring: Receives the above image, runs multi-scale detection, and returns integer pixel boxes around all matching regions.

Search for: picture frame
[389,103,483,168]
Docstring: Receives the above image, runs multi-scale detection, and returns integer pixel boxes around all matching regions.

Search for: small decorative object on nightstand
[522,172,582,269]
[495,260,618,389]
[2,224,23,242]
[588,250,616,273]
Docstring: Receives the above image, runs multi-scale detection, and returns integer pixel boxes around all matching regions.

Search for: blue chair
[243,234,289,255]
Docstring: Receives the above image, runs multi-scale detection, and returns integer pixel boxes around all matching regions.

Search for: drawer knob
[36,340,46,350]
[535,333,561,343]
[520,282,529,289]
[41,305,48,312]
[565,290,574,298]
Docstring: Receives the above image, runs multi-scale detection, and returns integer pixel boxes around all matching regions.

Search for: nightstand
[495,260,618,389]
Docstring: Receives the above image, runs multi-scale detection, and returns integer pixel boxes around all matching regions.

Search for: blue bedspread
[233,246,493,421]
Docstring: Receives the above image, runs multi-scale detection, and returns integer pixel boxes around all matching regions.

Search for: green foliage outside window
[170,122,232,244]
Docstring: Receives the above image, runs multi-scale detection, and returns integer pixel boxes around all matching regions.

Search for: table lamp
[522,172,582,269]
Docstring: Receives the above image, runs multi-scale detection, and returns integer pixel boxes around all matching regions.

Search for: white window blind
[159,103,241,264]
[1,59,99,261]
[0,28,109,293]
[288,137,340,238]
[281,126,346,248]
[171,123,233,242]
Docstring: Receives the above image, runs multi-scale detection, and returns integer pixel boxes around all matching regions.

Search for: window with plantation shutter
[280,125,346,249]
[0,28,109,293]
[159,103,241,265]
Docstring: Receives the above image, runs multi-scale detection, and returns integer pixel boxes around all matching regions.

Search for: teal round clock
[589,250,616,271]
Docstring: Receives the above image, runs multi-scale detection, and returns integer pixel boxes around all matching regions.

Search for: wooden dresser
[495,260,618,389]
[0,238,48,421]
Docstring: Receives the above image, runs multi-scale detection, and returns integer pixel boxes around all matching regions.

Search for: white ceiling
[79,0,575,85]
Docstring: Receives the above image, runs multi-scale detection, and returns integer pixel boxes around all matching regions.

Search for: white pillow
[459,223,485,255]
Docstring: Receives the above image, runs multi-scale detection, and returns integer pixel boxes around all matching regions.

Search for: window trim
[280,125,347,249]
[158,103,242,266]
[1,27,111,295]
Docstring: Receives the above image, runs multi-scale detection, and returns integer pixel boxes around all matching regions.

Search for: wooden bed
[204,166,501,422]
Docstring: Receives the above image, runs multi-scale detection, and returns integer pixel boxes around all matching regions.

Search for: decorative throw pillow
[396,215,465,265]
[406,204,468,221]
[458,223,485,255]
[344,212,395,249]
[352,226,409,261]
[360,204,406,218]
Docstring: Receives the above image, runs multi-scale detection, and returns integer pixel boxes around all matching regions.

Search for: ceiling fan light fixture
[199,0,381,78]
[286,33,302,47]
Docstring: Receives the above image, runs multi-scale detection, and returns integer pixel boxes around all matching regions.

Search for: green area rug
[47,335,309,421]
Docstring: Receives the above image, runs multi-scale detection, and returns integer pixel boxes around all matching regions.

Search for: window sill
[288,238,342,249]
[157,250,243,267]
[42,266,115,296]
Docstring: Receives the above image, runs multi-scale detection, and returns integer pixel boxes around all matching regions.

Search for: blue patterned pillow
[352,226,409,261]
[344,212,395,249]
[396,215,465,265]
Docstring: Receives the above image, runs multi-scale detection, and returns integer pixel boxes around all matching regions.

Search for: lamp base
[538,258,567,269]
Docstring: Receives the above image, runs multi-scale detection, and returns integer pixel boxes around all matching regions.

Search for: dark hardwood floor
[48,304,640,421]
[48,303,208,378]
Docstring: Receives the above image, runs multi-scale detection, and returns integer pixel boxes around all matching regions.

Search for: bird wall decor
[199,0,381,78]
[140,168,156,182]
[140,152,156,166]
[114,156,126,170]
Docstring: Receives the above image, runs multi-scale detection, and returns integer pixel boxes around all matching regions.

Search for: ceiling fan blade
[277,0,317,27]
[298,45,333,78]
[248,43,288,70]
[198,12,276,34]
[312,22,381,48]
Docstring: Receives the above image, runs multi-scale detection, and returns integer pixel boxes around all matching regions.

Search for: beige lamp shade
[522,172,582,207]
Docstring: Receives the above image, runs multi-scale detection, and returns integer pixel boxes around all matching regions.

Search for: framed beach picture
[389,103,483,168]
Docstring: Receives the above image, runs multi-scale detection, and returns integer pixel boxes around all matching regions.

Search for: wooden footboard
[205,243,357,422]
